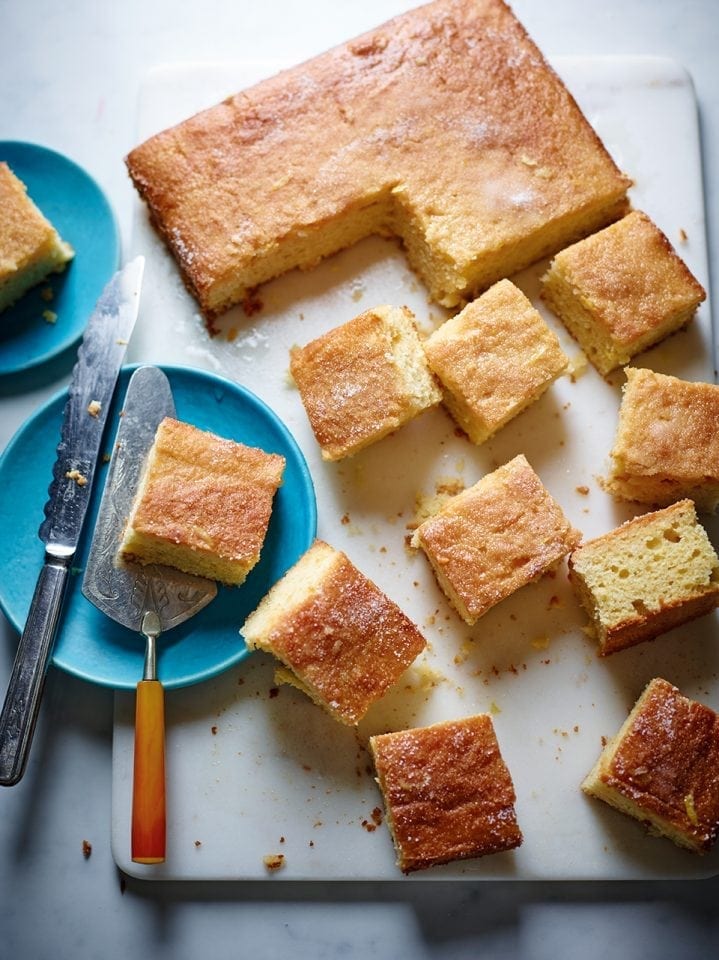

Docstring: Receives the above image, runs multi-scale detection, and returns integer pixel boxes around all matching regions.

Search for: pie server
[82,365,217,864]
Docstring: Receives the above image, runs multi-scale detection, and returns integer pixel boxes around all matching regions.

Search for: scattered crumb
[489,701,501,715]
[268,687,279,699]
[82,840,92,859]
[567,352,588,382]
[371,807,383,826]
[194,840,202,848]
[279,836,286,844]
[575,485,590,496]
[242,289,263,317]
[531,636,550,651]
[263,854,286,872]
[407,477,465,531]
[211,725,218,735]
[361,819,377,832]
[679,228,688,243]
[102,453,111,463]
[42,309,57,324]
[65,469,88,487]
[226,327,238,343]
[341,513,351,526]
[116,338,128,346]
[40,286,54,301]
[87,400,102,418]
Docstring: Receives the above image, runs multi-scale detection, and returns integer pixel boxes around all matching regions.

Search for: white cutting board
[113,56,719,880]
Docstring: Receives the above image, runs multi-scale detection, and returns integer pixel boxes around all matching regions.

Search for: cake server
[82,365,217,864]
[0,256,144,788]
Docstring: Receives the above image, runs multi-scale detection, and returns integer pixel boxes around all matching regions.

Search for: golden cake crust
[370,714,522,872]
[0,162,74,310]
[423,279,568,444]
[412,454,581,624]
[568,500,719,655]
[126,0,629,322]
[290,305,440,460]
[241,540,426,724]
[544,211,705,350]
[583,678,719,853]
[120,417,285,584]
[607,368,719,511]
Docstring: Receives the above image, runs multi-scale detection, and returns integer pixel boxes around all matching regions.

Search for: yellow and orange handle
[131,679,165,864]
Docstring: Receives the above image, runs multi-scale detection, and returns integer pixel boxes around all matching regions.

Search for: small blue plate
[0,141,120,376]
[0,366,317,689]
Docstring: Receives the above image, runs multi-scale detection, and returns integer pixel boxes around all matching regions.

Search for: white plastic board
[113,56,718,880]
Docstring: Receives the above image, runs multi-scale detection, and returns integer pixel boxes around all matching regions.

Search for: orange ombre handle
[131,679,166,864]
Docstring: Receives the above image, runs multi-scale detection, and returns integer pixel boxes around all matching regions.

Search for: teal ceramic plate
[0,141,120,376]
[0,365,317,689]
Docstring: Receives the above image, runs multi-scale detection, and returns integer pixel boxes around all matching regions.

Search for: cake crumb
[42,309,57,324]
[82,839,92,859]
[679,228,688,243]
[211,725,218,735]
[194,840,202,847]
[87,400,102,418]
[567,351,588,382]
[65,469,88,486]
[575,485,590,496]
[531,635,550,651]
[242,289,263,316]
[263,854,286,872]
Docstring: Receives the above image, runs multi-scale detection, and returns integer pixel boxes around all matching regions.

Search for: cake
[369,714,523,872]
[606,367,719,512]
[411,454,581,624]
[0,162,74,312]
[289,305,441,461]
[540,210,706,375]
[568,500,719,656]
[119,417,285,585]
[422,279,568,444]
[582,678,719,854]
[241,540,426,724]
[125,0,630,326]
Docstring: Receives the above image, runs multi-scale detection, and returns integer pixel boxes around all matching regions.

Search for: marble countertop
[1,1,717,957]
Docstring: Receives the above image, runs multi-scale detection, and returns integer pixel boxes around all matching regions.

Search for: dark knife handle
[0,556,69,786]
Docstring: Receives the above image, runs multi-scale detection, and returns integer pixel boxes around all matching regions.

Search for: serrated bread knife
[0,257,144,787]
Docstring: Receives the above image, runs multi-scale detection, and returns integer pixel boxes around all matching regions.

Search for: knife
[0,256,145,787]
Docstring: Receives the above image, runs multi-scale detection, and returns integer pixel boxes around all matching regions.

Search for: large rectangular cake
[126,0,630,326]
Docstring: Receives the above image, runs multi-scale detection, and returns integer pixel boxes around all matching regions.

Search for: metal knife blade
[0,256,145,787]
[82,365,217,634]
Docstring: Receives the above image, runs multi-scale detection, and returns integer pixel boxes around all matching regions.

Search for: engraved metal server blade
[81,365,216,865]
[81,364,217,636]
[0,256,144,787]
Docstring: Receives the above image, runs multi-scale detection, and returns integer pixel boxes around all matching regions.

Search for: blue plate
[0,366,317,689]
[0,141,120,376]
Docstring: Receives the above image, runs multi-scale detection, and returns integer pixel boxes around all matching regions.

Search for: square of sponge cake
[119,417,285,586]
[607,367,719,512]
[369,714,523,873]
[411,454,581,625]
[540,210,705,375]
[0,162,74,312]
[125,0,630,324]
[422,279,568,444]
[289,305,441,461]
[241,540,426,725]
[582,678,719,854]
[568,499,719,656]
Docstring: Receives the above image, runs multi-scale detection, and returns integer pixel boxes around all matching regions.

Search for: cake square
[568,500,719,656]
[607,367,719,511]
[582,678,719,854]
[0,162,74,312]
[289,305,441,461]
[241,540,427,725]
[541,210,706,375]
[119,417,285,585]
[411,454,581,624]
[370,715,523,873]
[423,279,568,444]
[126,0,629,324]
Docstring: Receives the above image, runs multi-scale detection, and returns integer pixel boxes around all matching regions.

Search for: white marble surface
[1,1,718,956]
